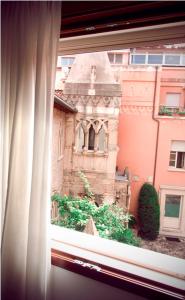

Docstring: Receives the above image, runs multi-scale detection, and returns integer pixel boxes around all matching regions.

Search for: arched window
[98,126,106,151]
[77,125,85,151]
[88,125,95,150]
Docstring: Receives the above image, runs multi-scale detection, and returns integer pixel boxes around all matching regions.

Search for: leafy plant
[51,194,140,247]
[78,171,94,199]
[178,110,185,116]
[138,183,160,240]
[158,106,173,116]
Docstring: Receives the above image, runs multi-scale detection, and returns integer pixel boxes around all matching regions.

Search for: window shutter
[171,141,185,152]
[166,93,180,107]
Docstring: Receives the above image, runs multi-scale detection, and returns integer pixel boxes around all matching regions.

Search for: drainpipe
[152,66,161,187]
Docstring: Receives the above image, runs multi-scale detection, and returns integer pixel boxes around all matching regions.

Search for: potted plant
[158,106,173,116]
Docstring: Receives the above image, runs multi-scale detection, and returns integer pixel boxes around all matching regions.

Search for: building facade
[116,47,185,237]
[53,46,185,237]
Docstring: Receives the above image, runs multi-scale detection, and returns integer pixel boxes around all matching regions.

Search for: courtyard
[140,235,185,259]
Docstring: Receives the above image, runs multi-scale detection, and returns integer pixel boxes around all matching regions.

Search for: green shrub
[178,111,185,116]
[51,194,140,247]
[138,183,160,240]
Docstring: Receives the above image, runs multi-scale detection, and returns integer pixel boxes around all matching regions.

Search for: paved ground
[140,235,185,259]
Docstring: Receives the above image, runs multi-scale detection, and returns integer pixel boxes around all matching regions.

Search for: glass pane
[148,55,163,64]
[176,152,185,168]
[169,160,176,167]
[61,57,75,67]
[108,53,114,63]
[182,55,185,66]
[170,151,176,160]
[115,54,122,64]
[165,195,181,218]
[164,55,180,65]
[131,54,146,64]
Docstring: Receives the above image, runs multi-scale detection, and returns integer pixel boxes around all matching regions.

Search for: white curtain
[1,2,61,300]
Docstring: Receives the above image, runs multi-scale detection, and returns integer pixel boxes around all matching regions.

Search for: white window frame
[159,185,185,237]
[169,141,185,170]
[169,151,185,170]
[53,21,185,295]
[147,53,163,65]
[107,52,123,64]
[130,53,147,65]
[164,53,181,66]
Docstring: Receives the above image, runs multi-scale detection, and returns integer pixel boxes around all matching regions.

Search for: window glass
[165,195,181,218]
[148,54,163,64]
[176,152,185,168]
[169,151,176,167]
[131,54,146,64]
[182,54,185,66]
[164,55,180,65]
[108,53,114,63]
[61,57,75,67]
[115,54,122,64]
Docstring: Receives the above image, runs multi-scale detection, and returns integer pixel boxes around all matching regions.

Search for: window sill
[168,167,185,173]
[156,115,185,120]
[74,151,108,157]
[51,225,185,299]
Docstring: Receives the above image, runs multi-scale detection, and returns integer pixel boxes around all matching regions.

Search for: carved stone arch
[100,119,108,134]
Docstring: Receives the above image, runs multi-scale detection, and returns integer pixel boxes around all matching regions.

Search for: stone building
[52,52,130,208]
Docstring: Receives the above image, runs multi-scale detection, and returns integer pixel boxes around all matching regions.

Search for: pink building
[116,47,185,237]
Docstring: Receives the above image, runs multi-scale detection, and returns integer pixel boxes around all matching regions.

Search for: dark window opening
[88,125,95,150]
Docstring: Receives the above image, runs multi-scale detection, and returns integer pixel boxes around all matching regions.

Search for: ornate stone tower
[62,52,122,204]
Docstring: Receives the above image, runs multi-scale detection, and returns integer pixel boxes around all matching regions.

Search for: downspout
[152,66,160,187]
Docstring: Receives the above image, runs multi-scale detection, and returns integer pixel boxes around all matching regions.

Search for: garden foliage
[51,194,140,247]
[138,183,160,240]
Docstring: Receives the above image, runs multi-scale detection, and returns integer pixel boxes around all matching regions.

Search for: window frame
[108,52,123,64]
[51,225,185,299]
[164,53,181,66]
[75,118,109,154]
[169,151,185,170]
[53,21,185,298]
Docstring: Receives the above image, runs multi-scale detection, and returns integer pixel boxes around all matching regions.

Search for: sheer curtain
[1,3,61,300]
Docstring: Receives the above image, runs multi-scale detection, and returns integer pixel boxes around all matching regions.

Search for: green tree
[138,183,160,240]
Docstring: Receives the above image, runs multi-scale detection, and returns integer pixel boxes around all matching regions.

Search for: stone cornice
[64,95,121,108]
[121,105,153,115]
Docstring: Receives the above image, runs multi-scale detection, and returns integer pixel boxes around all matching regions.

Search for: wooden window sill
[51,225,185,299]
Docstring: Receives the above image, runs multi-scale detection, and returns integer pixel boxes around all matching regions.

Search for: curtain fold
[1,3,61,299]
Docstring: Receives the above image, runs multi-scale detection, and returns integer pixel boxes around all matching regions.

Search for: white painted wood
[51,225,185,290]
[160,186,185,237]
[58,22,185,55]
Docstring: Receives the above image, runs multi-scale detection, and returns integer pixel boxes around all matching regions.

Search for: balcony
[158,105,185,117]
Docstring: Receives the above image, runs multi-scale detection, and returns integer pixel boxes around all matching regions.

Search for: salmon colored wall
[117,65,185,216]
[155,119,185,193]
[117,114,157,214]
[160,67,185,107]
